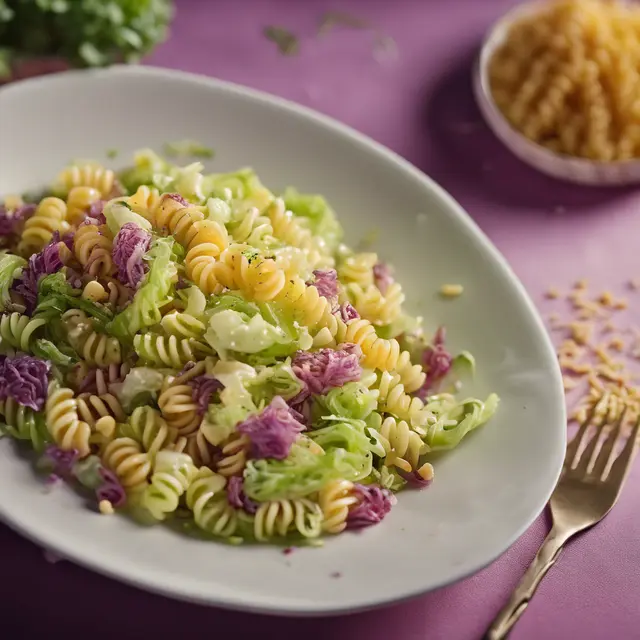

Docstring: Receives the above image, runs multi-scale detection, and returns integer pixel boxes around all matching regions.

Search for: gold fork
[485,395,640,640]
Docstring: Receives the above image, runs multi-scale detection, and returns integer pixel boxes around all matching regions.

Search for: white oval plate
[0,66,565,616]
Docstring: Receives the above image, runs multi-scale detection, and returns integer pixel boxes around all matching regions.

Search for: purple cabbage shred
[162,193,188,207]
[291,344,362,400]
[397,468,434,489]
[237,396,305,460]
[226,476,258,514]
[0,203,35,237]
[37,445,79,478]
[346,484,396,530]
[87,200,106,225]
[189,375,223,415]
[112,222,152,288]
[96,467,126,507]
[307,269,338,300]
[418,326,452,400]
[373,262,394,295]
[0,354,50,411]
[336,302,359,322]
[13,234,66,312]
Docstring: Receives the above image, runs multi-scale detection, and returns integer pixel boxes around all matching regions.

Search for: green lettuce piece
[110,367,166,412]
[247,362,302,405]
[0,253,26,311]
[367,465,407,492]
[205,309,291,357]
[106,237,177,343]
[207,291,260,316]
[282,187,343,253]
[309,417,384,456]
[451,350,475,379]
[204,302,311,361]
[118,148,172,194]
[104,199,152,236]
[243,444,372,501]
[204,197,232,224]
[163,140,214,159]
[423,393,499,451]
[35,272,113,329]
[311,381,378,423]
[201,168,274,211]
[31,338,76,368]
[201,403,253,447]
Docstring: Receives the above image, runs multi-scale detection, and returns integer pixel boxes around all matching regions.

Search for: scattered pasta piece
[439,283,464,298]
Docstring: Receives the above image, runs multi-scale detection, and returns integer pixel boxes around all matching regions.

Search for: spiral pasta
[101,277,133,310]
[0,398,50,451]
[213,244,287,302]
[157,377,201,436]
[127,185,161,221]
[375,371,426,424]
[375,416,426,472]
[178,430,218,468]
[73,223,114,277]
[216,432,250,477]
[394,350,427,395]
[338,252,377,288]
[253,499,323,541]
[152,194,205,247]
[18,197,68,256]
[228,206,274,246]
[184,220,229,295]
[185,467,237,537]
[66,186,102,226]
[141,451,197,521]
[134,334,197,368]
[266,199,325,268]
[102,437,152,490]
[76,393,126,429]
[0,313,46,352]
[318,479,358,534]
[45,382,91,457]
[160,311,206,341]
[66,315,122,367]
[346,282,405,326]
[121,406,179,458]
[56,164,116,198]
[335,318,400,371]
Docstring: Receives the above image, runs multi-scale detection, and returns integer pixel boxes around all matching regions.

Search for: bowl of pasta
[0,66,565,615]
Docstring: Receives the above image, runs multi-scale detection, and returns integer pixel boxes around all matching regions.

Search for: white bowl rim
[0,64,566,615]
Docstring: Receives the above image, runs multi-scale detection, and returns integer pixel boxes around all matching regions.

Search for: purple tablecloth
[4,1,640,638]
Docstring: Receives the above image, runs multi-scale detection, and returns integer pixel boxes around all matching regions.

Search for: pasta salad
[0,150,498,545]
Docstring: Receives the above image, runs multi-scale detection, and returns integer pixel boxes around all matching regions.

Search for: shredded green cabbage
[110,367,166,412]
[104,199,152,235]
[106,236,177,342]
[0,253,26,311]
[423,393,499,451]
[282,187,343,253]
[244,444,372,502]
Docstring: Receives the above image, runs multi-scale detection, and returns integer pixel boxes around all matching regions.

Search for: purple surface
[3,1,640,639]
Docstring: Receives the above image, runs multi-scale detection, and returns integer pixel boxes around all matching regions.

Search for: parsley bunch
[0,0,174,78]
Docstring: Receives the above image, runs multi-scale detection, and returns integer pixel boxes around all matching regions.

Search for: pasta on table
[0,150,498,545]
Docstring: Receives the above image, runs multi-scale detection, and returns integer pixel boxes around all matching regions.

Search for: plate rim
[0,64,566,616]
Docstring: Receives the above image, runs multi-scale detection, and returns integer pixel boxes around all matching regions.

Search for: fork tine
[566,401,602,469]
[606,415,640,484]
[591,406,627,479]
[574,410,609,475]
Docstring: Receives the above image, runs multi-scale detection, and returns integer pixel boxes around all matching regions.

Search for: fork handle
[485,526,573,640]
